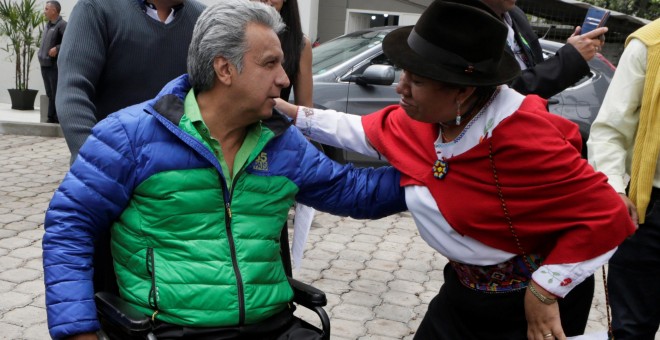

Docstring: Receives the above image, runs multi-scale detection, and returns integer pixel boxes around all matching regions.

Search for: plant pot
[8,89,38,110]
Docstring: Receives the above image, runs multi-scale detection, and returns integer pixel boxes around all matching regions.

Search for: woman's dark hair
[278,0,304,86]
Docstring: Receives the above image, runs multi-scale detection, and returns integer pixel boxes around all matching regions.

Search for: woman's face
[396,70,464,124]
[255,0,285,12]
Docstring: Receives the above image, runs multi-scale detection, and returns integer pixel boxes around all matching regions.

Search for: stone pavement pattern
[0,134,655,339]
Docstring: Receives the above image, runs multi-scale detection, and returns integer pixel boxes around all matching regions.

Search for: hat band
[407,29,498,75]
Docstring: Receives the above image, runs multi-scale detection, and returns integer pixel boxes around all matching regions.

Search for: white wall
[298,0,319,42]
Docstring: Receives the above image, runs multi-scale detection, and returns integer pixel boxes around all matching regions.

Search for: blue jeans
[609,188,660,339]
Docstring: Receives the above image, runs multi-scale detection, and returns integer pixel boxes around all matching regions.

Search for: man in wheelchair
[42,1,407,339]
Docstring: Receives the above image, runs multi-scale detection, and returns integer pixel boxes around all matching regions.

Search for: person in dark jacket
[43,2,406,339]
[480,0,607,99]
[56,0,205,163]
[38,1,66,123]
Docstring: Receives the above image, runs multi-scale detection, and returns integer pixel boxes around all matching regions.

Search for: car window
[312,30,390,75]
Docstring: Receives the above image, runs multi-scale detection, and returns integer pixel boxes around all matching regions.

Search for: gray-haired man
[43,1,406,339]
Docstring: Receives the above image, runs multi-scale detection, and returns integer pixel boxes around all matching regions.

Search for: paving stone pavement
[0,133,656,340]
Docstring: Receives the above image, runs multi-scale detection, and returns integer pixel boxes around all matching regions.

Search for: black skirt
[414,263,595,340]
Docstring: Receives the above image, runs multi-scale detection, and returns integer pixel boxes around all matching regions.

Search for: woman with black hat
[276,1,634,339]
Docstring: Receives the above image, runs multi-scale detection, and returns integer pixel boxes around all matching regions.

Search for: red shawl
[362,96,635,265]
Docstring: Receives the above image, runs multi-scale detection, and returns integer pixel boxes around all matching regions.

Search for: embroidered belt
[450,254,543,293]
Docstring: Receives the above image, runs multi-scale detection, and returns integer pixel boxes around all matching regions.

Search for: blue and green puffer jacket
[43,75,406,339]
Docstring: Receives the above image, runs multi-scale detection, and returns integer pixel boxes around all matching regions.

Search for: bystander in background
[587,17,660,340]
[38,0,66,124]
[56,0,205,163]
[477,0,606,99]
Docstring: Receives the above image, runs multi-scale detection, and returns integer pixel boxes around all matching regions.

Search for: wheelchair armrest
[95,292,152,335]
[288,278,330,340]
[288,277,327,309]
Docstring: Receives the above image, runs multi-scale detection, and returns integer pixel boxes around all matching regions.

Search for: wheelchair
[94,224,330,339]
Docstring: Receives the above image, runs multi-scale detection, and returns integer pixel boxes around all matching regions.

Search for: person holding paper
[478,0,606,99]
[587,18,660,339]
[276,1,635,338]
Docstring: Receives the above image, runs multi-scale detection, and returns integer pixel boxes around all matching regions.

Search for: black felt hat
[382,0,520,86]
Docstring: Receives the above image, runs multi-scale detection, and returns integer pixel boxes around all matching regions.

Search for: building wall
[316,0,425,42]
[298,0,319,42]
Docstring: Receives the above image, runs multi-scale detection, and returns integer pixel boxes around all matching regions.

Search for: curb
[0,120,63,138]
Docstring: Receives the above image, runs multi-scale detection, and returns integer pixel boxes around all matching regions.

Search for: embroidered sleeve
[532,248,615,298]
[295,107,381,159]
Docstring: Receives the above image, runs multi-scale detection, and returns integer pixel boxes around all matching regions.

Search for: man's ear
[213,56,233,86]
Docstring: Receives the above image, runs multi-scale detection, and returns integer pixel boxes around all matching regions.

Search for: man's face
[229,22,290,121]
[44,4,57,21]
[480,0,516,16]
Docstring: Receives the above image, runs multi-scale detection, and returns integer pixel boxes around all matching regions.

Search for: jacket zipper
[146,247,159,319]
[223,169,248,325]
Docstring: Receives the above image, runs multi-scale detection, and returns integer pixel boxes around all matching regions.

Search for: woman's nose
[396,72,409,95]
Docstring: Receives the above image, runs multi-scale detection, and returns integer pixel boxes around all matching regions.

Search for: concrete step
[0,99,63,137]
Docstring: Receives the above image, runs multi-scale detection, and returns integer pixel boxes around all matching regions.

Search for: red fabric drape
[362,96,634,265]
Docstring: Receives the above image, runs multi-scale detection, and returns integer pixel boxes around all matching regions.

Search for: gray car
[311,26,615,166]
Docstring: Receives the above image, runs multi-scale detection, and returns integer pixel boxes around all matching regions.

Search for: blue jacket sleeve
[289,127,407,218]
[43,115,136,339]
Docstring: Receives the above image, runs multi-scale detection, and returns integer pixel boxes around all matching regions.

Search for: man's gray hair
[188,0,285,93]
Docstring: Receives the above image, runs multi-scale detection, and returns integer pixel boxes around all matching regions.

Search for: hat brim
[382,26,521,87]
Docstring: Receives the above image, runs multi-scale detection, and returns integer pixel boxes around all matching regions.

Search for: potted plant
[0,0,43,110]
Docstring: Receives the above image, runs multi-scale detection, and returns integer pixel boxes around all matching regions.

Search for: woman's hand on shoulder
[274,98,299,121]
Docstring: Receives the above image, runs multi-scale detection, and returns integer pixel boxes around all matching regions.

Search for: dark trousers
[150,307,322,340]
[608,188,660,339]
[41,66,58,123]
[414,263,594,340]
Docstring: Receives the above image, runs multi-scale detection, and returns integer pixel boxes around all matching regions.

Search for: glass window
[312,30,390,75]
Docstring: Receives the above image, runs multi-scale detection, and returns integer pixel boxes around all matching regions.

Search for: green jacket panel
[111,161,299,326]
